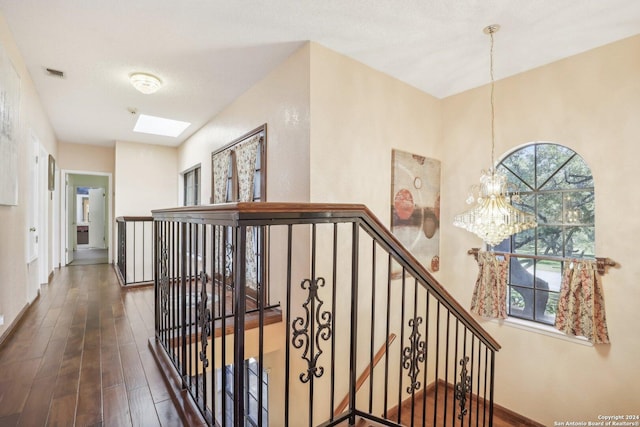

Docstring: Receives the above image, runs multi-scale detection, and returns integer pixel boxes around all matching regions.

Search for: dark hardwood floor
[0,264,187,427]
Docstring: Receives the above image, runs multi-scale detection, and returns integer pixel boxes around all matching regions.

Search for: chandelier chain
[489,27,496,169]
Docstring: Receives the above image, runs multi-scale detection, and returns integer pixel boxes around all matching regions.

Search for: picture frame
[391,149,441,272]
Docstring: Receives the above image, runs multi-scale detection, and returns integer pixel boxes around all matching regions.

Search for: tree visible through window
[495,143,595,325]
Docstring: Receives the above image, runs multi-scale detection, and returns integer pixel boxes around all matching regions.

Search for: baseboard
[0,291,39,348]
[386,379,543,427]
[147,338,208,427]
[112,264,154,288]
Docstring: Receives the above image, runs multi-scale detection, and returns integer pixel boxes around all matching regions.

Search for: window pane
[509,286,534,320]
[564,191,594,225]
[513,228,535,255]
[535,144,574,189]
[565,226,595,258]
[541,155,593,191]
[535,260,562,292]
[512,192,535,218]
[537,193,562,225]
[499,165,531,193]
[509,257,533,288]
[537,290,558,325]
[536,225,563,257]
[501,145,535,189]
[253,172,261,201]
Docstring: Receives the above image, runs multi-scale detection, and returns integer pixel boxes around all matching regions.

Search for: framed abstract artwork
[0,42,21,206]
[391,149,441,272]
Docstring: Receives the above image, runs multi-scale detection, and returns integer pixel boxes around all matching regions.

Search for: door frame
[61,170,113,265]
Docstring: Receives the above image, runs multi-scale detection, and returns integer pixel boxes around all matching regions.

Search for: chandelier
[453,24,537,246]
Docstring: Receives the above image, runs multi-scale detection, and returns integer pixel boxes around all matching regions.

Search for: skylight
[133,114,191,138]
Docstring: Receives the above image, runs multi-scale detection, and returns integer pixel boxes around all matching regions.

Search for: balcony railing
[152,203,500,426]
[116,216,154,286]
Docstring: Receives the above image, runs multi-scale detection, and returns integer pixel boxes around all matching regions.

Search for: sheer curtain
[555,260,610,344]
[470,251,509,319]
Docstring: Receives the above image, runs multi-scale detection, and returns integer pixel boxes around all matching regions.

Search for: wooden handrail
[116,216,153,222]
[152,202,501,351]
[333,333,397,416]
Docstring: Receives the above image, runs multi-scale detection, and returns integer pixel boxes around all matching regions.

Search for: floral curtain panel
[555,260,610,344]
[212,150,231,204]
[232,135,260,287]
[235,135,260,202]
[470,251,509,319]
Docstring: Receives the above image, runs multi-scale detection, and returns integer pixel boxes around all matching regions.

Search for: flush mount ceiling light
[133,114,190,138]
[453,25,537,246]
[129,72,162,94]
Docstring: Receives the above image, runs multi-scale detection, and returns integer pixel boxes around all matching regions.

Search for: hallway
[0,264,189,426]
[69,247,109,266]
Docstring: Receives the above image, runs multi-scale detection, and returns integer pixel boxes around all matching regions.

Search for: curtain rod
[467,248,616,276]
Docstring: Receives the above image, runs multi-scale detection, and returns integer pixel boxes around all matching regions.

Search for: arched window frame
[494,142,595,326]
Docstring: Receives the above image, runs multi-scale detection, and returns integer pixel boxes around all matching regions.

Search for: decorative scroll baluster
[197,271,212,368]
[158,232,169,315]
[402,317,426,393]
[196,271,212,401]
[455,356,471,420]
[291,277,332,383]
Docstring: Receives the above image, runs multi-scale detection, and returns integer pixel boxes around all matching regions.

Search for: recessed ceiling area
[1,0,639,148]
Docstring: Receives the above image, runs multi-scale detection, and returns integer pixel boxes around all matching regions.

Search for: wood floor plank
[17,374,56,426]
[138,349,171,404]
[154,398,183,427]
[120,342,148,391]
[47,394,77,427]
[0,264,187,427]
[127,386,161,427]
[103,384,132,427]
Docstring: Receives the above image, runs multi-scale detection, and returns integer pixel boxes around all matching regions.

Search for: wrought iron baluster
[455,356,472,420]
[291,277,332,384]
[402,317,426,393]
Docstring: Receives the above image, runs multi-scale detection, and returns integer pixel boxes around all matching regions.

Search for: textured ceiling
[1,0,640,147]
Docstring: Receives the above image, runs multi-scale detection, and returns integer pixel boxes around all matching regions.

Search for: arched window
[495,143,595,325]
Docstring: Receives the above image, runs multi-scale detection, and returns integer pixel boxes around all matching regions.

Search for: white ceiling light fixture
[129,72,163,94]
[453,25,537,246]
[133,114,191,138]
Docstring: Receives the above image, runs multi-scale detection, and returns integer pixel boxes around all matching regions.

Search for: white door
[88,188,105,248]
[38,144,49,285]
[26,141,39,263]
[65,176,74,264]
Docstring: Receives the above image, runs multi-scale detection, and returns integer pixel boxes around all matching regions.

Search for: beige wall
[0,14,57,337]
[58,141,115,174]
[178,43,311,205]
[114,140,177,216]
[441,35,640,424]
[309,42,442,224]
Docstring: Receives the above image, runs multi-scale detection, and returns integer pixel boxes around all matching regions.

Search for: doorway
[63,172,112,266]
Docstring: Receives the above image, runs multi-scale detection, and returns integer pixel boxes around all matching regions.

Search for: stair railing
[115,216,154,286]
[152,202,500,427]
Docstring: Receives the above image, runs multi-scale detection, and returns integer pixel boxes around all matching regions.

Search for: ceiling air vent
[45,68,64,78]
